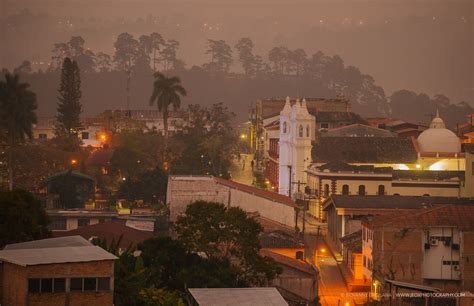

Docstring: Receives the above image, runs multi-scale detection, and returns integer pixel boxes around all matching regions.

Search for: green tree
[172,103,237,178]
[235,37,256,76]
[114,33,139,109]
[97,237,146,306]
[0,190,50,247]
[175,201,281,286]
[204,39,233,74]
[139,287,185,306]
[149,72,187,147]
[0,72,37,190]
[55,57,83,138]
[117,167,168,207]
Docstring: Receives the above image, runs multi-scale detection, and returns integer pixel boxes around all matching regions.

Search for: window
[283,121,287,133]
[320,123,329,129]
[70,278,83,292]
[98,278,110,291]
[306,125,310,137]
[324,184,330,197]
[299,125,303,137]
[28,278,65,294]
[54,278,66,293]
[50,218,67,230]
[342,185,349,195]
[81,132,89,140]
[358,185,366,195]
[363,255,367,267]
[377,185,385,195]
[78,218,90,228]
[38,133,48,140]
[472,162,474,175]
[84,278,97,291]
[28,279,40,293]
[41,279,53,293]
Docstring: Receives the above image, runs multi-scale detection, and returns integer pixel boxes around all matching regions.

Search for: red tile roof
[214,178,297,208]
[53,221,154,249]
[367,204,474,230]
[260,249,316,275]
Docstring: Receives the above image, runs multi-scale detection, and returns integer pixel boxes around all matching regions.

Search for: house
[260,249,318,305]
[167,176,297,228]
[188,288,288,306]
[47,210,118,231]
[362,204,474,305]
[42,170,95,209]
[0,236,117,306]
[339,230,367,291]
[322,195,474,252]
[53,221,154,251]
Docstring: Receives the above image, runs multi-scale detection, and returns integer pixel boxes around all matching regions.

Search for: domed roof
[417,111,461,153]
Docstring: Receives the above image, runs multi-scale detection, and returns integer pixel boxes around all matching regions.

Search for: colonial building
[322,195,474,253]
[278,97,315,197]
[362,204,474,305]
[0,236,117,306]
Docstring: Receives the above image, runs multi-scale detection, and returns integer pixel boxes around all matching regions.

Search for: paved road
[230,153,254,185]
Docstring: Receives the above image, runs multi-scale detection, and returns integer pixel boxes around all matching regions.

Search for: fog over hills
[1,0,472,105]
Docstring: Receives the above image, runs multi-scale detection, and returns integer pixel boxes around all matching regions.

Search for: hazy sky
[2,0,473,103]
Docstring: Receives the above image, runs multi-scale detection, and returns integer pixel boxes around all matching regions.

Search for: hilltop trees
[0,72,37,190]
[204,39,233,74]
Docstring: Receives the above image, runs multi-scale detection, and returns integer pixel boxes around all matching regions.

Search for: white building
[278,97,315,197]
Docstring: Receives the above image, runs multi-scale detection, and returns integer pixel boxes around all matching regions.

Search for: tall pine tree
[55,57,83,137]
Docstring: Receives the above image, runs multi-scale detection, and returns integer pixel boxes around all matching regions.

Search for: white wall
[167,176,296,228]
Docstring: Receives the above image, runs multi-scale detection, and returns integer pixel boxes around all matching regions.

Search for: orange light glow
[71,159,77,165]
[100,134,107,141]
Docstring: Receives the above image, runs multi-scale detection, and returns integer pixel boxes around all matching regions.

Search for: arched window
[358,185,366,195]
[299,125,303,137]
[306,124,310,137]
[342,185,349,195]
[283,122,287,133]
[324,184,330,197]
[377,185,385,195]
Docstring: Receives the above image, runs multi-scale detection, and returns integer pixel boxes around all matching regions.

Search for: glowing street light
[100,134,107,141]
[71,159,77,165]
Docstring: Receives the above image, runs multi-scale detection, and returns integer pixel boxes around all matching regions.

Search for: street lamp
[71,159,77,166]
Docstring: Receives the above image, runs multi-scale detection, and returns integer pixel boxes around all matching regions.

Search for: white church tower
[278,97,315,197]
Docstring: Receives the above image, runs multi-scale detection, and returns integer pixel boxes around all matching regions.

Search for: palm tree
[149,72,186,142]
[0,72,38,190]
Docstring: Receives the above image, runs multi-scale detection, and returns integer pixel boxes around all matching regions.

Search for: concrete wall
[228,187,295,228]
[167,176,229,222]
[168,176,296,228]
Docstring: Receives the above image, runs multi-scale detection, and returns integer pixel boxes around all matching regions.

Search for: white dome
[417,113,461,153]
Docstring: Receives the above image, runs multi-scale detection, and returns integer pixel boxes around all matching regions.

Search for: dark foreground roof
[340,230,362,253]
[259,230,303,249]
[53,221,154,249]
[312,137,418,163]
[189,287,288,306]
[324,195,474,210]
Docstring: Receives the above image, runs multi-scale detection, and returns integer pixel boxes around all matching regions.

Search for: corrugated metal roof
[189,288,288,306]
[4,236,91,250]
[0,246,117,266]
[1,236,117,266]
